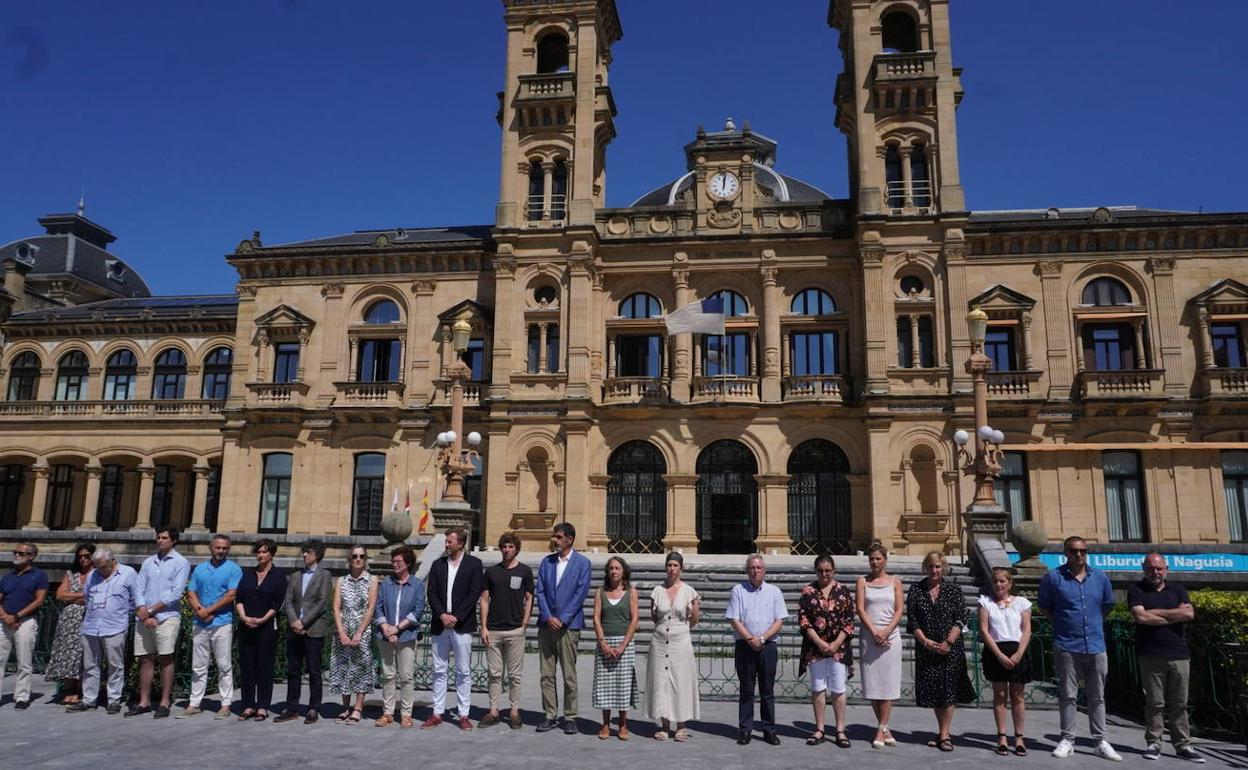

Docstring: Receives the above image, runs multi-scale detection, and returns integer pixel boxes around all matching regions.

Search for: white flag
[664,296,726,335]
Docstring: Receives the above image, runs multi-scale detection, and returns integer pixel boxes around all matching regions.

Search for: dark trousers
[285,634,324,710]
[238,624,278,709]
[734,640,778,733]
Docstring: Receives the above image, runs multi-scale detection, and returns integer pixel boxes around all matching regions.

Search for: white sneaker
[1096,741,1124,762]
[1052,739,1075,758]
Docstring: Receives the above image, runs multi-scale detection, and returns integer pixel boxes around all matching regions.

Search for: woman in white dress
[856,541,904,749]
[645,552,701,741]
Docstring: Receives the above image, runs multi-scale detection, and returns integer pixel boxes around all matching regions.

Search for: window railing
[527,194,566,223]
[872,50,936,81]
[603,376,669,404]
[517,71,575,100]
[986,370,1042,397]
[1078,368,1164,398]
[782,374,844,401]
[1208,367,1248,396]
[885,180,932,212]
[0,399,225,419]
[334,381,405,406]
[692,375,759,401]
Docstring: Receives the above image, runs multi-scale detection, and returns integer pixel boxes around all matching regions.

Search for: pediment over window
[253,304,315,338]
[969,284,1036,312]
[1190,278,1248,313]
[437,299,493,326]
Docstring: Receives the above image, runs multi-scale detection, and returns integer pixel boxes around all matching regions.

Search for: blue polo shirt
[187,559,243,629]
[0,567,49,615]
[1038,563,1116,654]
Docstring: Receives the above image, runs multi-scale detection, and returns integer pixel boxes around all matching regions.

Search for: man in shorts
[129,526,189,719]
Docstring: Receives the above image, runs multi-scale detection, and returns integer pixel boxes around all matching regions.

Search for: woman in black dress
[906,551,975,752]
[234,538,288,721]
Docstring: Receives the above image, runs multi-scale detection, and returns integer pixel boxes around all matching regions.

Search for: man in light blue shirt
[130,526,190,719]
[726,553,788,746]
[69,548,138,714]
[180,534,242,719]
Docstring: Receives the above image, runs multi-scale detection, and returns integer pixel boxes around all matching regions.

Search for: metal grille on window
[787,439,852,555]
[606,441,667,553]
[695,440,758,554]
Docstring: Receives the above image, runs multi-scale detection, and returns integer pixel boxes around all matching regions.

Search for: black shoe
[563,719,578,735]
[124,704,152,718]
[304,710,319,724]
[273,709,301,723]
[762,732,781,746]
[153,705,170,719]
[737,732,752,745]
[106,702,122,715]
[536,717,559,732]
[66,702,96,713]
[14,701,29,710]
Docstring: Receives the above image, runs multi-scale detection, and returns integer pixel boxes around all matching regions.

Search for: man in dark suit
[422,527,484,730]
[275,540,333,724]
[534,522,591,734]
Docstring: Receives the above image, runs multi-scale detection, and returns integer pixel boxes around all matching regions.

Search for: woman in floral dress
[44,543,95,703]
[798,554,856,748]
[327,545,378,723]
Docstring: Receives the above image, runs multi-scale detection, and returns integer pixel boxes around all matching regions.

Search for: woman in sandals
[856,541,903,749]
[798,554,855,749]
[906,551,975,752]
[327,545,378,725]
[591,556,639,739]
[645,552,700,742]
[977,567,1032,756]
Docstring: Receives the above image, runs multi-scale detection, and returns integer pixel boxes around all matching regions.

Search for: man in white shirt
[422,528,484,730]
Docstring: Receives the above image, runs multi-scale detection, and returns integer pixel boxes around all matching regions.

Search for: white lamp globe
[977,425,995,441]
[436,432,448,445]
[953,430,969,446]
[445,430,457,444]
[991,429,1006,445]
[467,431,482,447]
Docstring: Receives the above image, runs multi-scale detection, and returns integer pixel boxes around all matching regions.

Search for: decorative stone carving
[707,207,742,229]
[320,282,345,299]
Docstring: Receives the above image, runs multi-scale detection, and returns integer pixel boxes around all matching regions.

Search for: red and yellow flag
[418,487,430,533]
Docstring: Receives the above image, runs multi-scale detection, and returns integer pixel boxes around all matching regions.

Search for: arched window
[704,290,752,378]
[1082,277,1132,307]
[619,293,662,319]
[881,11,919,52]
[7,352,41,401]
[0,465,25,529]
[527,159,544,221]
[787,439,852,554]
[351,452,386,535]
[606,441,667,553]
[150,464,177,530]
[551,159,568,220]
[695,440,758,553]
[711,289,750,316]
[364,299,401,324]
[791,288,836,315]
[54,351,89,401]
[536,32,570,73]
[258,452,292,533]
[885,145,904,208]
[104,349,138,401]
[201,347,233,400]
[910,144,931,208]
[47,464,75,530]
[151,349,187,399]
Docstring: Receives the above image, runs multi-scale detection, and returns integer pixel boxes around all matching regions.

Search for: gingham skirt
[592,635,639,710]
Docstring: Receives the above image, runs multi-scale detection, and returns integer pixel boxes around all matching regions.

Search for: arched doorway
[696,440,758,554]
[605,441,667,553]
[787,439,852,554]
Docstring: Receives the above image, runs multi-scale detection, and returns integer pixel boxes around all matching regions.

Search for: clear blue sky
[3,1,1245,296]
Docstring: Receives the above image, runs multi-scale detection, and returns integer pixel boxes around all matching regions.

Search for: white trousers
[0,618,37,702]
[430,629,473,718]
[189,624,234,707]
[82,632,127,705]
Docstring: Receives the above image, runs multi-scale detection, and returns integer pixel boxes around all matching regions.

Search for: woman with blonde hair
[978,566,1033,755]
[907,550,975,752]
[327,544,378,724]
[856,541,903,749]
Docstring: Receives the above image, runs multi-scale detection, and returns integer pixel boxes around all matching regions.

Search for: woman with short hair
[907,550,975,752]
[328,544,379,724]
[798,554,855,748]
[591,556,639,740]
[235,538,287,721]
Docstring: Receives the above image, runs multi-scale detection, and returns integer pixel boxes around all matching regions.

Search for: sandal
[996,733,1010,756]
[882,726,896,746]
[653,729,669,741]
[254,710,269,722]
[834,730,851,748]
[238,708,256,721]
[334,708,353,723]
[598,724,611,740]
[375,714,394,727]
[344,709,362,725]
[1014,735,1028,756]
[674,727,690,742]
[806,730,826,746]
[401,715,415,729]
[939,737,955,752]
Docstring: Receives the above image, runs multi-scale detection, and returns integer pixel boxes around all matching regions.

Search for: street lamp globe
[452,318,472,353]
[977,425,995,441]
[953,429,970,446]
[991,429,1006,445]
[467,431,482,447]
[967,306,989,349]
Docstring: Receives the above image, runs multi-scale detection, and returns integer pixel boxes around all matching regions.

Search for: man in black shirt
[1127,553,1203,763]
[478,531,534,729]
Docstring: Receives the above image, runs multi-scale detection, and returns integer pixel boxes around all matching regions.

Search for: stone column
[408,279,437,403]
[1021,311,1035,370]
[561,424,590,537]
[1038,261,1071,398]
[671,263,693,401]
[909,313,923,368]
[899,147,914,208]
[132,464,156,531]
[348,338,360,381]
[24,463,50,530]
[187,465,212,532]
[541,161,554,222]
[760,261,781,401]
[1197,307,1215,368]
[1132,318,1147,369]
[565,243,593,398]
[538,322,549,373]
[781,331,791,377]
[606,335,616,378]
[1148,257,1186,393]
[255,330,270,382]
[943,234,972,392]
[78,464,104,531]
[847,472,872,547]
[585,474,612,550]
[754,473,792,555]
[297,329,309,381]
[661,473,699,552]
[488,250,516,398]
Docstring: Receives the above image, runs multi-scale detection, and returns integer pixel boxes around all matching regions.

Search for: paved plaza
[4,653,1244,769]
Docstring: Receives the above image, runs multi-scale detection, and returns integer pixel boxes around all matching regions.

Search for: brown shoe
[374,715,394,727]
[618,723,631,741]
[457,716,474,731]
[478,713,500,728]
[401,715,415,729]
[598,724,612,740]
[420,714,443,729]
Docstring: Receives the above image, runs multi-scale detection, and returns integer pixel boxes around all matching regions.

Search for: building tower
[831,0,965,216]
[495,0,621,229]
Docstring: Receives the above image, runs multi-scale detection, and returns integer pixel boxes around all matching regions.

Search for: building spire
[77,188,86,217]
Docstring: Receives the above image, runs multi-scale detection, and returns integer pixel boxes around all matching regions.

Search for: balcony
[692,375,759,403]
[1206,367,1248,397]
[516,72,575,102]
[0,399,224,420]
[432,380,483,408]
[245,381,309,406]
[603,376,669,405]
[986,370,1043,399]
[782,375,845,403]
[871,51,937,83]
[333,381,404,407]
[1078,369,1165,399]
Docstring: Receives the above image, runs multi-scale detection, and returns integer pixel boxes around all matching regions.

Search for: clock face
[708,171,740,200]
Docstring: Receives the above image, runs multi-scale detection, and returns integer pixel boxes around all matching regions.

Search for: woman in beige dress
[645,552,701,741]
[856,541,904,750]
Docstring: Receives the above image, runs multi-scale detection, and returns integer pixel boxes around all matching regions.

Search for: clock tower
[684,119,778,235]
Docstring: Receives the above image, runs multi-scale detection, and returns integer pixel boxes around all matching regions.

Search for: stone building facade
[1,0,1247,556]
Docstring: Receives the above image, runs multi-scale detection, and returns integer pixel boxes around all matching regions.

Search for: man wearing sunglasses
[0,542,49,709]
[1039,535,1120,762]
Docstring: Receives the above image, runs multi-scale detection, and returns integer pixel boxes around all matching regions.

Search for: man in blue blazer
[534,522,591,734]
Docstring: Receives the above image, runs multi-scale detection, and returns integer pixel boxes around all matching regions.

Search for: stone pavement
[5,652,1244,770]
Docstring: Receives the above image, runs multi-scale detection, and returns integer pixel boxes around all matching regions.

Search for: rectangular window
[273,343,301,383]
[897,316,913,367]
[462,339,486,381]
[152,372,186,400]
[357,339,400,382]
[791,331,839,376]
[1212,323,1245,368]
[351,453,386,535]
[201,371,231,400]
[97,464,126,531]
[527,325,541,374]
[46,464,75,530]
[258,453,292,533]
[204,465,221,532]
[985,327,1018,372]
[150,464,176,530]
[1223,450,1248,542]
[705,333,750,376]
[546,324,560,373]
[104,373,134,400]
[617,335,662,378]
[0,465,25,529]
[55,373,87,401]
[1103,450,1147,542]
[994,451,1030,527]
[7,374,37,401]
[1083,323,1135,371]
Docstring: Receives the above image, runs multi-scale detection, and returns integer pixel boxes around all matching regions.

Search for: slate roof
[266,225,493,249]
[0,233,152,298]
[7,295,237,324]
[631,167,831,207]
[967,206,1194,224]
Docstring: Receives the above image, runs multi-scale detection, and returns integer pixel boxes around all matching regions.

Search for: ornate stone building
[2,0,1247,556]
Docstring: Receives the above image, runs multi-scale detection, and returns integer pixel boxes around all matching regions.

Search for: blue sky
[2,1,1245,296]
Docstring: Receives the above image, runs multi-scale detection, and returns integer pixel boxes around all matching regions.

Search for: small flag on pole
[664,296,725,335]
[418,488,430,533]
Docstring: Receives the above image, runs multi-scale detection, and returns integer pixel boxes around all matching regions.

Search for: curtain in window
[1223,451,1248,542]
[1103,451,1144,541]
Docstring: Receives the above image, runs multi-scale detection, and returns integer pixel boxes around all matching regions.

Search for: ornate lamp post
[955,307,1010,544]
[436,317,483,504]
